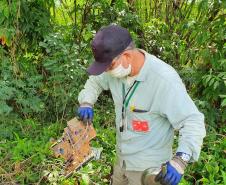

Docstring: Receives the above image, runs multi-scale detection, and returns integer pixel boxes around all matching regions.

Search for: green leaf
[0,84,15,100]
[39,41,48,48]
[199,177,209,183]
[213,81,219,90]
[222,170,226,185]
[0,100,12,114]
[3,7,9,18]
[0,12,5,24]
[209,78,215,86]
[221,99,226,107]
[204,75,211,84]
[81,174,90,185]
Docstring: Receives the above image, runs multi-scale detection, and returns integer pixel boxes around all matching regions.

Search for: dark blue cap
[87,25,132,75]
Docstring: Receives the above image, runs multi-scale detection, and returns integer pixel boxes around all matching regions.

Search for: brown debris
[51,118,96,176]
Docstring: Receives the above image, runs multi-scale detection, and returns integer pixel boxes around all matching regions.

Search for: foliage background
[0,0,225,184]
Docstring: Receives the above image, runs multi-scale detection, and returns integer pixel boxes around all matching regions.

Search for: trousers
[111,161,162,185]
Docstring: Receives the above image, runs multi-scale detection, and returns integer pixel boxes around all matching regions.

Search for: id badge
[132,120,149,132]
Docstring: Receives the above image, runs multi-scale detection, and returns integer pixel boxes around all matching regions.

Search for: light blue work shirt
[78,49,206,171]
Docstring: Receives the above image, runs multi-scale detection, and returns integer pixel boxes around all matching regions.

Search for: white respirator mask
[108,64,132,78]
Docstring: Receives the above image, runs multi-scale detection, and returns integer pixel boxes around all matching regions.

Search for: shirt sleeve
[159,78,206,162]
[78,73,110,105]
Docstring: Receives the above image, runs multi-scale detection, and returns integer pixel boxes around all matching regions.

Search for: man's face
[106,50,132,78]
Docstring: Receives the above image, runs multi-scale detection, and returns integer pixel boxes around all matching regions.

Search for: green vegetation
[0,0,225,184]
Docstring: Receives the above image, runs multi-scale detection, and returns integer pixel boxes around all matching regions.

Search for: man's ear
[120,52,132,68]
[122,50,133,59]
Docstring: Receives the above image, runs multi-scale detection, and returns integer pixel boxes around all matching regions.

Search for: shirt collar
[135,49,149,82]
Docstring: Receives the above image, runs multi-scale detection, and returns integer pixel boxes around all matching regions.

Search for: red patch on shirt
[132,120,149,132]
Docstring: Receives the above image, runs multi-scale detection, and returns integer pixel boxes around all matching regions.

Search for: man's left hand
[155,154,188,185]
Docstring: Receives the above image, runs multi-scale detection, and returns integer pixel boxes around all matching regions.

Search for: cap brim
[87,59,112,75]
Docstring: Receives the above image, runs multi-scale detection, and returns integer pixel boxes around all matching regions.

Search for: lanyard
[120,80,140,132]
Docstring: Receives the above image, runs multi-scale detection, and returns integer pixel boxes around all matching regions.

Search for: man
[77,25,206,185]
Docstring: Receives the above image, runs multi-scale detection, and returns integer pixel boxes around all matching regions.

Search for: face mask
[108,64,131,78]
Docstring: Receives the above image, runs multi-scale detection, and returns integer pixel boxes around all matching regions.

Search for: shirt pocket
[127,111,160,134]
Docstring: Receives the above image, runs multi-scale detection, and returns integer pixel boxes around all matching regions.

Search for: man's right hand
[77,104,94,124]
